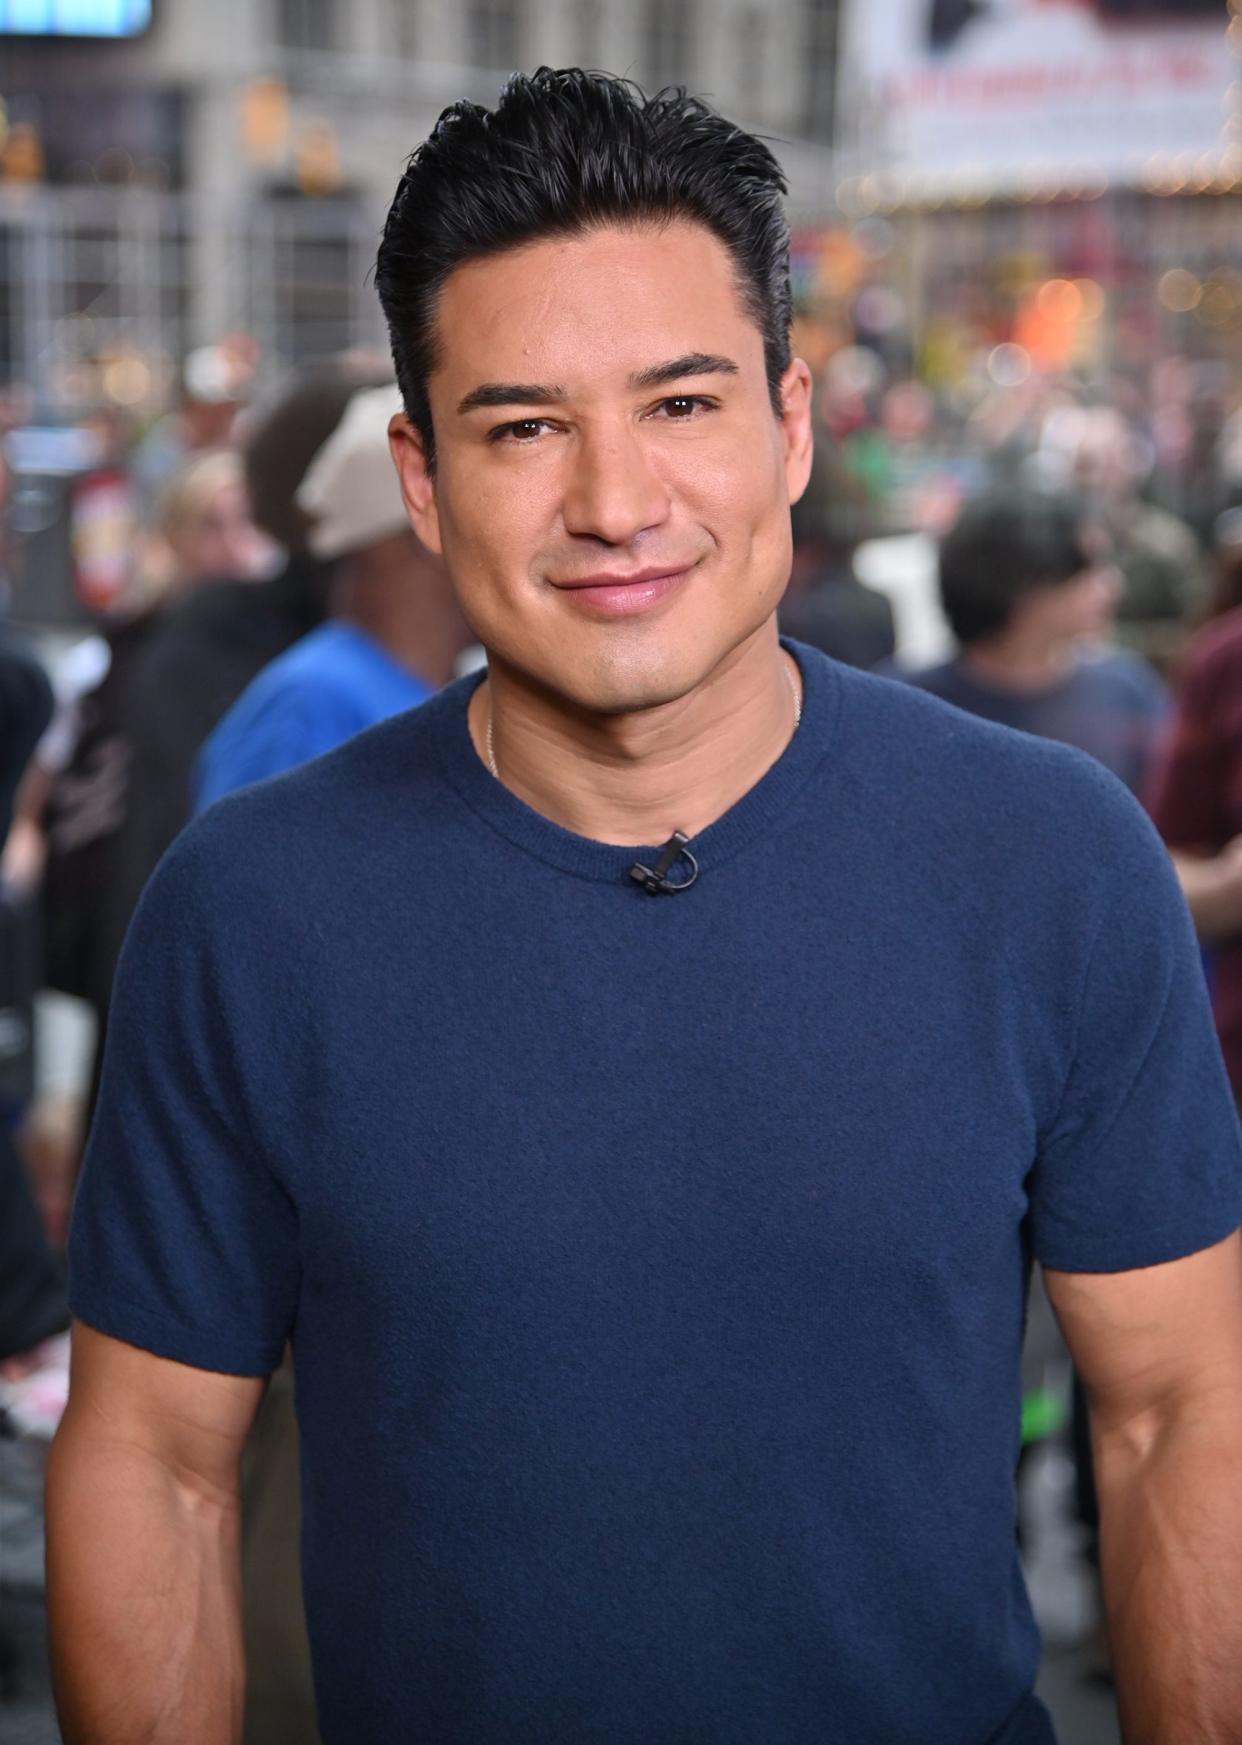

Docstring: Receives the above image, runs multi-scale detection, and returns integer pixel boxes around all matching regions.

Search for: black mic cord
[629,831,699,895]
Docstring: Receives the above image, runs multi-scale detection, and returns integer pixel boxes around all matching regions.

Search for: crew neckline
[432,638,840,885]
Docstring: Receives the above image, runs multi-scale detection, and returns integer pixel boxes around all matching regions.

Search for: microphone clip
[629,831,699,896]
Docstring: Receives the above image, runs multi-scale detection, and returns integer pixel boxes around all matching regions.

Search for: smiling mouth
[548,563,697,616]
[551,564,695,591]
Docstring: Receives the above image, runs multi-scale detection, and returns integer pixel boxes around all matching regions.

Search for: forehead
[430,220,763,391]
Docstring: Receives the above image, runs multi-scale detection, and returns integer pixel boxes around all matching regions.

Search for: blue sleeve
[68,822,299,1374]
[1030,772,1242,1273]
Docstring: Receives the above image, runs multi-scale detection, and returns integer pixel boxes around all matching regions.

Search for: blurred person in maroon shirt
[1148,605,1242,1097]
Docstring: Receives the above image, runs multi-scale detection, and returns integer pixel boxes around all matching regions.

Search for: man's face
[390,221,812,713]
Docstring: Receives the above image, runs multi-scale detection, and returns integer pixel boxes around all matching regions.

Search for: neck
[962,626,1077,694]
[469,620,801,846]
[335,557,470,689]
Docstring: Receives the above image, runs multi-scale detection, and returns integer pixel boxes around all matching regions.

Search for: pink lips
[550,564,694,616]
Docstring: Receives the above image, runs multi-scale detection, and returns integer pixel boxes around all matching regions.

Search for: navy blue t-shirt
[69,642,1242,1745]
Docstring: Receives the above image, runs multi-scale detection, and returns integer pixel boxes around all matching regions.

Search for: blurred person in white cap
[195,385,470,810]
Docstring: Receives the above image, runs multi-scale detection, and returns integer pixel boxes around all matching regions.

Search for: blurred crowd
[2,319,1242,1731]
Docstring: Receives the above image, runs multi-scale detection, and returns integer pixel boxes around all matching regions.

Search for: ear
[779,358,815,507]
[387,413,443,557]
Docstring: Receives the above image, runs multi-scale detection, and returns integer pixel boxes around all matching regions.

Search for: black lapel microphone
[629,831,699,895]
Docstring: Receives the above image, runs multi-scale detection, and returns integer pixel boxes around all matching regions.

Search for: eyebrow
[628,352,740,390]
[454,352,740,417]
[456,381,567,415]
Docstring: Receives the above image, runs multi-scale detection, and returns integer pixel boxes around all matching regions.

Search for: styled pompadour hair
[374,67,792,467]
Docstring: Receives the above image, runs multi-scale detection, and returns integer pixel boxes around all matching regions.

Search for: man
[1148,602,1242,1099]
[196,385,470,809]
[899,486,1167,795]
[48,69,1242,1745]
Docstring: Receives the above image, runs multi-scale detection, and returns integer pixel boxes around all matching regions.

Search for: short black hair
[938,489,1094,645]
[375,67,792,467]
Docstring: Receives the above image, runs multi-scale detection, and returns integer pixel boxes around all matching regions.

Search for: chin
[578,670,701,717]
[540,641,702,717]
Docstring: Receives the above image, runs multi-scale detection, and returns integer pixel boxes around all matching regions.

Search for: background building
[0,0,843,408]
[2,1,1239,583]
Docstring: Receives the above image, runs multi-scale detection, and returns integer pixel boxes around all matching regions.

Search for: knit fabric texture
[70,642,1242,1744]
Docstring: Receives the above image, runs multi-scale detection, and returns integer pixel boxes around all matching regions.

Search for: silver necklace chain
[485,661,801,782]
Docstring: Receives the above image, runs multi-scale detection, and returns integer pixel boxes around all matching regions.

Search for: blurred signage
[839,0,1233,198]
[0,0,151,35]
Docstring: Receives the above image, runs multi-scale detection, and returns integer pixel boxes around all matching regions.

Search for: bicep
[60,1320,268,1500]
[1045,1231,1242,1434]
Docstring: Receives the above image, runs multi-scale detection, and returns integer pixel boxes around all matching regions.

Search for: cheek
[436,471,533,585]
[430,468,558,646]
[681,431,790,582]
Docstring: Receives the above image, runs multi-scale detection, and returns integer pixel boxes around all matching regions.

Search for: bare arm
[1,758,51,889]
[45,1321,268,1745]
[1046,1232,1242,1745]
[1169,838,1242,944]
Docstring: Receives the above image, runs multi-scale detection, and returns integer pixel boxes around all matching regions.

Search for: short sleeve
[1030,775,1242,1273]
[68,824,299,1375]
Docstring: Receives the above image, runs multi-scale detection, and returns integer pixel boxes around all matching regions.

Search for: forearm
[1095,1405,1242,1744]
[1170,851,1242,944]
[45,1411,245,1745]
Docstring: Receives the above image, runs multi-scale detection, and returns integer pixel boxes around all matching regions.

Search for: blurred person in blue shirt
[896,486,1168,796]
[196,386,470,811]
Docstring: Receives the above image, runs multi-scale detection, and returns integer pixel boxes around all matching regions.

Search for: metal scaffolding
[0,185,387,411]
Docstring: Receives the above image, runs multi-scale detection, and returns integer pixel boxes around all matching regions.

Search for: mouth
[548,563,697,617]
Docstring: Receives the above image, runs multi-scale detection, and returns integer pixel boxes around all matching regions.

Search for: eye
[650,395,715,421]
[488,418,556,444]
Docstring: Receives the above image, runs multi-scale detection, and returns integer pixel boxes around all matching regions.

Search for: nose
[561,422,672,546]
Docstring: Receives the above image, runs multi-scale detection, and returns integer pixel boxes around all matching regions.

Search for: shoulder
[1075,648,1168,710]
[192,681,455,883]
[829,658,1163,877]
[207,627,375,740]
[822,662,1185,1025]
[109,690,465,1078]
[887,658,959,696]
[218,627,331,714]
